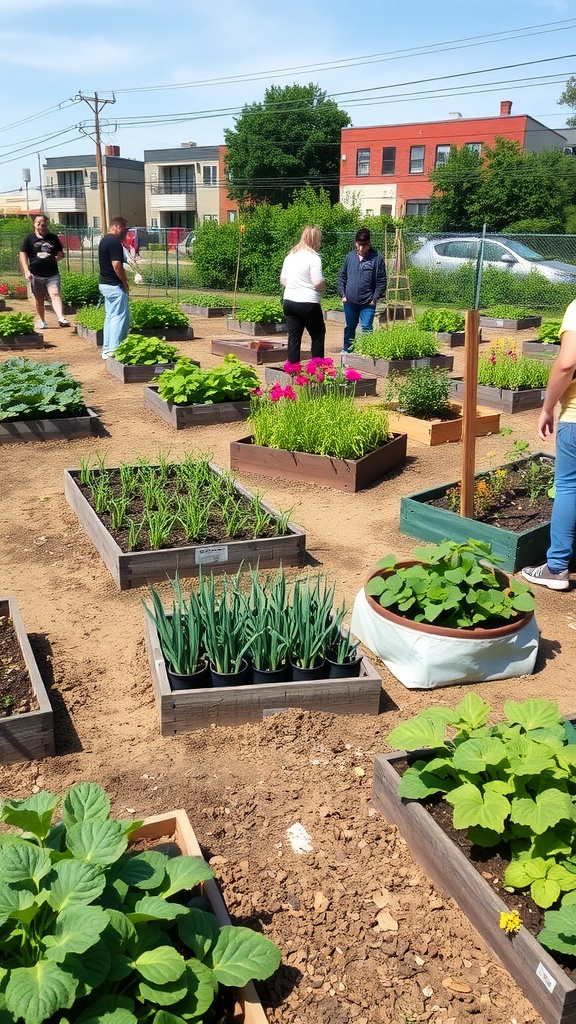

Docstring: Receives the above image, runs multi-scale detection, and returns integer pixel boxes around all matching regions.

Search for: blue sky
[0,0,575,195]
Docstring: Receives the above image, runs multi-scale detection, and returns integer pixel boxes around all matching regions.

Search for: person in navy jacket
[338,228,386,355]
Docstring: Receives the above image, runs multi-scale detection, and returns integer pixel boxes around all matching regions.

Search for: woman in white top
[280,224,326,363]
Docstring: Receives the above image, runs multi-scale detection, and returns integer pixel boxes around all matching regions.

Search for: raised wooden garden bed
[226,319,287,336]
[211,338,292,365]
[479,314,542,331]
[264,365,378,397]
[144,385,250,429]
[0,332,44,350]
[436,331,465,347]
[0,596,54,764]
[325,309,345,323]
[181,303,232,317]
[386,402,500,445]
[75,324,103,347]
[449,377,546,413]
[346,353,454,379]
[131,810,268,1024]
[523,341,559,359]
[131,326,194,341]
[372,750,576,1024]
[105,357,192,384]
[63,465,306,590]
[0,407,99,445]
[399,453,553,572]
[230,433,407,493]
[146,616,381,734]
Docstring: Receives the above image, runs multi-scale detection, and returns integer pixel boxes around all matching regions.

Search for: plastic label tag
[195,545,229,564]
[536,962,557,993]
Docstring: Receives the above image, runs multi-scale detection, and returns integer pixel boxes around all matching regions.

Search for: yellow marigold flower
[500,910,522,934]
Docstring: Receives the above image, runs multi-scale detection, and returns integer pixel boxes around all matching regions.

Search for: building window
[89,172,98,191]
[203,213,218,222]
[380,204,392,217]
[466,142,482,155]
[202,165,217,186]
[151,218,158,228]
[92,217,100,231]
[409,146,425,174]
[435,144,451,167]
[405,200,430,216]
[356,149,370,176]
[381,147,396,175]
[228,211,236,221]
[365,209,374,216]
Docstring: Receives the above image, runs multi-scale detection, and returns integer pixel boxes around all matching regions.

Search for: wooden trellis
[384,228,414,326]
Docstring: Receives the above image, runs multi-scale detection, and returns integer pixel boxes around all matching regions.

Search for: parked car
[177,231,196,258]
[409,236,576,284]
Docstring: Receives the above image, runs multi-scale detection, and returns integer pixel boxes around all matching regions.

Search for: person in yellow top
[522,299,576,590]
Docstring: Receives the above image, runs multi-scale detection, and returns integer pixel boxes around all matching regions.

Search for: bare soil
[0,614,38,716]
[0,308,572,1024]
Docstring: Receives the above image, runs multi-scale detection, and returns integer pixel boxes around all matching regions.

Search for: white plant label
[536,962,557,993]
[195,545,229,565]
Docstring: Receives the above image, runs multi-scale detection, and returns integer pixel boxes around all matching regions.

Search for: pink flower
[345,367,362,381]
[270,383,284,401]
[316,371,325,382]
[489,355,497,364]
[508,350,517,360]
[284,385,298,401]
[0,284,8,295]
[250,387,264,395]
[294,374,310,386]
[325,367,337,378]
[284,360,301,374]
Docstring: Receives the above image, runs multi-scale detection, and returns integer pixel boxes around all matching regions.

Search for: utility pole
[76,92,116,233]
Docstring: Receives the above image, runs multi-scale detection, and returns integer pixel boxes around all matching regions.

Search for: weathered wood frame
[211,339,292,365]
[132,326,195,341]
[143,386,250,429]
[0,333,44,350]
[105,358,198,384]
[346,353,454,379]
[479,315,542,331]
[63,465,306,590]
[226,320,287,336]
[386,402,500,446]
[372,751,576,1024]
[263,366,378,397]
[145,616,382,733]
[0,408,99,445]
[180,304,232,317]
[0,596,54,764]
[130,810,268,1024]
[75,324,103,347]
[436,331,465,347]
[449,377,547,413]
[230,433,408,493]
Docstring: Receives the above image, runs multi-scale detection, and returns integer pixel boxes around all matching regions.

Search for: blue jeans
[99,284,130,356]
[343,302,376,352]
[547,421,576,571]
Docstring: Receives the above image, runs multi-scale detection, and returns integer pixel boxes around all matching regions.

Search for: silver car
[409,235,576,283]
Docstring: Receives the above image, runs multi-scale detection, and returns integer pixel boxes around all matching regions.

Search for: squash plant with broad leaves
[157,354,259,405]
[0,782,282,1024]
[0,358,85,421]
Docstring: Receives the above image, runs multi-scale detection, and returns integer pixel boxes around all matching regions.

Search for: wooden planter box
[264,366,378,397]
[523,341,559,358]
[0,596,54,764]
[226,319,287,336]
[63,465,306,590]
[386,402,500,445]
[144,385,250,429]
[325,309,345,323]
[0,298,5,311]
[75,324,103,347]
[181,303,232,317]
[449,377,546,413]
[131,326,194,341]
[372,751,576,1024]
[0,407,99,445]
[146,616,381,734]
[480,314,542,331]
[230,433,407,493]
[399,453,553,572]
[131,810,268,1024]
[211,338,291,365]
[105,357,180,384]
[346,353,454,379]
[436,331,465,347]
[0,332,44,350]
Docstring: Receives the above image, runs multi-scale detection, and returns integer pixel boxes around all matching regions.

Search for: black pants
[283,300,326,363]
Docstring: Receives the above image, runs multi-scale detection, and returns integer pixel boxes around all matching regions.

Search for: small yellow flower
[486,450,497,459]
[499,910,522,934]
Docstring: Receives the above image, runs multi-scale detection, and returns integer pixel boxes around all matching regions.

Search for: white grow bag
[350,588,540,690]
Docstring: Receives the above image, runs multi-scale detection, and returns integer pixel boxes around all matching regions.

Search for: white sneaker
[101,352,108,360]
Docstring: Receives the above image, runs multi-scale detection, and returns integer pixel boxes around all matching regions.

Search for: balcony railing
[150,183,197,196]
[45,185,86,199]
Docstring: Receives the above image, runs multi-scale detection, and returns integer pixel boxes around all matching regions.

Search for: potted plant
[264,356,378,397]
[106,334,186,384]
[372,695,576,1024]
[129,298,194,340]
[324,605,362,678]
[346,323,454,378]
[75,304,105,346]
[479,304,542,331]
[0,595,54,763]
[180,291,233,317]
[416,307,466,347]
[287,572,338,680]
[230,380,407,492]
[350,538,539,687]
[145,354,259,428]
[227,299,286,336]
[450,343,550,413]
[0,312,43,350]
[144,576,210,689]
[244,566,291,683]
[0,357,98,443]
[0,781,282,1024]
[197,570,256,685]
[384,365,500,445]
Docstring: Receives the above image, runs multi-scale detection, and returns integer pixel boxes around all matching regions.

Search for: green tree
[427,145,483,231]
[559,76,576,126]
[471,140,576,232]
[224,83,351,207]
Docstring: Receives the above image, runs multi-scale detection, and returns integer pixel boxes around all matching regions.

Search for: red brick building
[339,101,569,218]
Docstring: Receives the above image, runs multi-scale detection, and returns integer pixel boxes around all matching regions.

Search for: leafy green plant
[0,358,85,421]
[129,300,190,331]
[537,320,562,344]
[113,335,179,366]
[477,349,550,389]
[0,312,35,337]
[352,324,439,360]
[179,293,232,308]
[145,575,204,674]
[482,305,536,319]
[367,539,535,630]
[60,271,100,306]
[157,355,259,405]
[234,300,284,324]
[75,306,105,330]
[0,782,282,1024]
[322,297,344,312]
[416,308,465,333]
[288,572,338,670]
[384,366,451,419]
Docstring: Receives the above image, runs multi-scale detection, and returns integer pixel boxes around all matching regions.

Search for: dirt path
[0,307,569,1024]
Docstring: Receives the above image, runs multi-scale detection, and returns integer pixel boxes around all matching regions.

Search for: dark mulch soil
[429,456,555,532]
[0,614,38,717]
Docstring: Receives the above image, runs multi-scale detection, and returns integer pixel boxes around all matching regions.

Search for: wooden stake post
[460,308,480,518]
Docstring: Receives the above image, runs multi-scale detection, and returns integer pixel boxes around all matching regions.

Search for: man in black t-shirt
[98,215,130,359]
[19,214,70,329]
